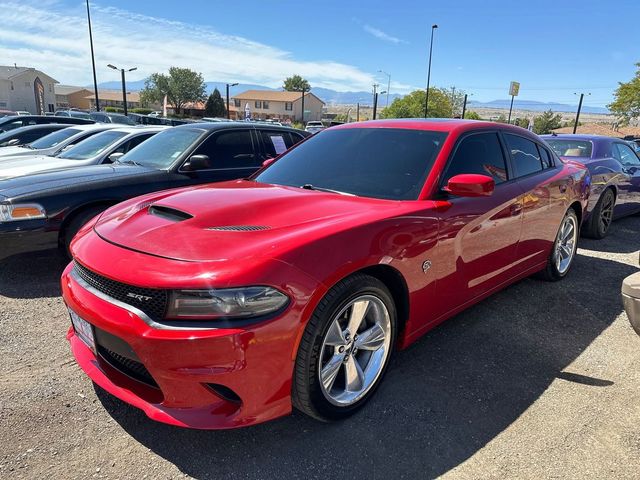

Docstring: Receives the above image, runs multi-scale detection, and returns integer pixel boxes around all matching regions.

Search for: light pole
[226,82,238,120]
[300,88,307,125]
[573,92,590,134]
[378,70,391,108]
[107,64,137,116]
[86,0,100,111]
[424,24,438,118]
[373,91,386,120]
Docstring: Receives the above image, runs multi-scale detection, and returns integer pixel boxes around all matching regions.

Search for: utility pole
[461,94,468,119]
[300,88,306,125]
[356,103,360,122]
[226,82,238,120]
[373,93,379,120]
[86,0,100,111]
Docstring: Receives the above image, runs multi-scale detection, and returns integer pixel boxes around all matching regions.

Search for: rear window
[30,128,81,149]
[545,139,593,158]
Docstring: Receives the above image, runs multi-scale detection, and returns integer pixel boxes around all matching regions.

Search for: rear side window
[442,132,508,185]
[260,130,298,158]
[504,133,543,178]
[194,130,256,169]
[613,143,640,166]
[538,146,554,168]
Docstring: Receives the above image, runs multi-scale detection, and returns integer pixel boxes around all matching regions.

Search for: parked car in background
[543,134,640,238]
[0,122,308,259]
[0,109,18,118]
[0,124,69,147]
[59,120,588,429]
[0,124,117,160]
[622,269,640,336]
[305,120,325,134]
[0,126,167,179]
[0,115,93,133]
[90,112,136,126]
[148,111,162,117]
[55,109,93,120]
[15,111,31,116]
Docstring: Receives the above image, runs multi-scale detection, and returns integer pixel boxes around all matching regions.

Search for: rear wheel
[62,206,107,258]
[537,208,579,281]
[584,188,615,239]
[292,274,396,421]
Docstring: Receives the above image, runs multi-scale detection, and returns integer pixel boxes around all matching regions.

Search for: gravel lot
[1,216,639,479]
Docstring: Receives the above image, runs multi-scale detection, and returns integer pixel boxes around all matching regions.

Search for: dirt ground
[1,216,639,479]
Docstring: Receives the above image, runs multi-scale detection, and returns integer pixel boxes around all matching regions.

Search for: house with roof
[55,85,93,110]
[230,90,325,122]
[84,90,142,110]
[0,65,58,114]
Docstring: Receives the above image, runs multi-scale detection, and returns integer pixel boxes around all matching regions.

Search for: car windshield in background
[118,128,205,169]
[545,139,593,158]
[255,128,448,200]
[109,115,136,125]
[57,130,128,160]
[29,128,81,149]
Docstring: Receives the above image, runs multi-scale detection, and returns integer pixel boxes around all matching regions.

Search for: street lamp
[378,69,391,108]
[424,24,438,118]
[107,64,137,116]
[373,91,386,120]
[226,82,238,120]
[573,92,591,134]
[86,0,100,111]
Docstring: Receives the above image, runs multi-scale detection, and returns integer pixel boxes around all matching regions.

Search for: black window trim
[436,128,513,196]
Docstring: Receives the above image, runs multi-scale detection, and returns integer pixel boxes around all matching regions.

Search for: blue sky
[1,0,638,107]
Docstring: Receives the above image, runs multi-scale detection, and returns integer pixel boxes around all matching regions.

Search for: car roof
[540,134,618,142]
[1,124,68,133]
[66,123,119,132]
[331,118,537,136]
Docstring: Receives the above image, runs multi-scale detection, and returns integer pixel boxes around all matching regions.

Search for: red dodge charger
[62,119,590,429]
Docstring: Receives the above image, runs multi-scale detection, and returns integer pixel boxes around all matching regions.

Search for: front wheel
[537,208,579,281]
[292,274,396,421]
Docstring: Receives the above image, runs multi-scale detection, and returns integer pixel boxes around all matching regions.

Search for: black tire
[61,206,107,258]
[584,188,615,239]
[537,208,579,282]
[292,273,397,422]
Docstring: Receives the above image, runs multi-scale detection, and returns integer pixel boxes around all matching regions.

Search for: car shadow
[95,247,637,479]
[580,214,640,255]
[0,248,66,299]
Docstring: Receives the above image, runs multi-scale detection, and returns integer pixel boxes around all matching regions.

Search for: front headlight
[0,203,47,222]
[166,286,289,320]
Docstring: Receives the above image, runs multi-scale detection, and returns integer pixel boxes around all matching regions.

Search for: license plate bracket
[69,308,96,354]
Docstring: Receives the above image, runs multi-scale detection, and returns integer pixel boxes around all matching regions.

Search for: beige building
[84,90,141,110]
[55,85,93,110]
[230,90,324,122]
[0,65,57,114]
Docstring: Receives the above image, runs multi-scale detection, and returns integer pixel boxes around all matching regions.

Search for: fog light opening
[206,383,242,404]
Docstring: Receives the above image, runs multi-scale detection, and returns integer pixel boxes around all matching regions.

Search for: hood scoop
[206,225,271,232]
[148,205,193,222]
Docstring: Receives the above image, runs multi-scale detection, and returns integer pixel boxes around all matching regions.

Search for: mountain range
[96,80,609,114]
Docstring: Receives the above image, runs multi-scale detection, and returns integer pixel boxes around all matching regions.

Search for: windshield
[255,128,448,200]
[70,111,92,120]
[109,114,136,126]
[57,130,128,160]
[118,127,205,169]
[545,139,593,158]
[29,128,81,149]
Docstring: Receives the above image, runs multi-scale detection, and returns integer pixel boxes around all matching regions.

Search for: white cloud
[0,0,378,91]
[362,24,407,45]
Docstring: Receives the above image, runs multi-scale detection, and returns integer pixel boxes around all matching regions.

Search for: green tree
[140,67,206,114]
[533,110,563,134]
[380,88,453,119]
[608,62,640,124]
[204,88,226,117]
[283,75,311,92]
[495,114,507,123]
[463,110,481,120]
[513,117,530,128]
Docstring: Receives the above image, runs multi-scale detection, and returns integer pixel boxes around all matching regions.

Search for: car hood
[0,164,156,199]
[94,180,404,262]
[0,156,96,179]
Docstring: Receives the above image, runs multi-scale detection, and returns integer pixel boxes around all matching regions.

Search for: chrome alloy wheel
[318,295,392,406]
[599,191,615,233]
[554,214,578,274]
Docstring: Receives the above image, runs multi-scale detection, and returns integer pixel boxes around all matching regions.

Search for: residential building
[230,90,324,122]
[55,85,93,110]
[0,65,57,114]
[84,90,141,110]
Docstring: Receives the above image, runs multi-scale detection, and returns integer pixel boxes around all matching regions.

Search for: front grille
[73,262,168,320]
[97,345,158,388]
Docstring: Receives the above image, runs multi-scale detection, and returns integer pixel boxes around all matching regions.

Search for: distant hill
[468,99,609,114]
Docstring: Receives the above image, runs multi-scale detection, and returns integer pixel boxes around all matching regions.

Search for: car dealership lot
[1,217,639,479]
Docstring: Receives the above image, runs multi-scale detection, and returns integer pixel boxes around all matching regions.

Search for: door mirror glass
[443,173,495,197]
[108,152,125,163]
[6,138,20,146]
[262,157,277,168]
[183,154,211,171]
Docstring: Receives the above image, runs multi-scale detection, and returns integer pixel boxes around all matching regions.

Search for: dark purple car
[542,134,640,238]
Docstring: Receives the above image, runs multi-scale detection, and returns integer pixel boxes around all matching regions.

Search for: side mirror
[6,139,20,146]
[443,174,495,197]
[262,157,277,168]
[61,144,74,152]
[108,152,124,163]
[183,154,211,171]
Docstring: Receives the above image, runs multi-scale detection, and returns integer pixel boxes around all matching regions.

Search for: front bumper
[61,262,306,429]
[0,219,58,260]
[622,271,640,336]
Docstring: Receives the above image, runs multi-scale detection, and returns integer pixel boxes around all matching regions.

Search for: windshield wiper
[300,184,354,196]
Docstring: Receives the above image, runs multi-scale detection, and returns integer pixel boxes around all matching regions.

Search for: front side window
[613,143,640,166]
[256,128,447,200]
[442,132,508,186]
[504,133,543,178]
[57,130,128,160]
[194,130,256,169]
